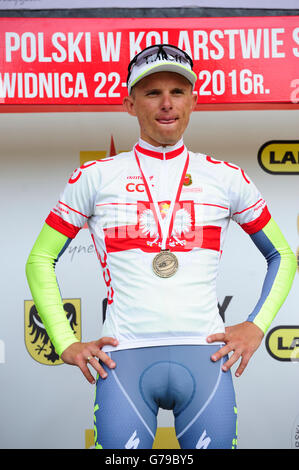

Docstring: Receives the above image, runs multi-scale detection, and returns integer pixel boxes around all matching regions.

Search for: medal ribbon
[134,146,189,250]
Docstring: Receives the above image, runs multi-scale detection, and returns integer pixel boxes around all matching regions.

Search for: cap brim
[128,62,197,92]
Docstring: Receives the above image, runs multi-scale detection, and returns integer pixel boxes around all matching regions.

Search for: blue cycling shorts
[94,345,237,449]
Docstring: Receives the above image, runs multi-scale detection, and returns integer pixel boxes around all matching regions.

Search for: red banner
[0,16,299,109]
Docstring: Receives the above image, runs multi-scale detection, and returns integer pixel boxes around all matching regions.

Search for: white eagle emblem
[139,203,192,246]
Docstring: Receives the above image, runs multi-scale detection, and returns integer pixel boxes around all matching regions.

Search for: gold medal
[152,250,178,278]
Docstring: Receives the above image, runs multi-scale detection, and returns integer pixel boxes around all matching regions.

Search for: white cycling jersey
[46,138,271,352]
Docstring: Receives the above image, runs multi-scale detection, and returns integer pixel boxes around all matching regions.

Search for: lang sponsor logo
[258,141,299,174]
[266,326,299,361]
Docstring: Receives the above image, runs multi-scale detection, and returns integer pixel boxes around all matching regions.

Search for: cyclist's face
[123,72,197,147]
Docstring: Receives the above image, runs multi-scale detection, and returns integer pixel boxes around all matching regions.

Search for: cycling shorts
[93,345,237,449]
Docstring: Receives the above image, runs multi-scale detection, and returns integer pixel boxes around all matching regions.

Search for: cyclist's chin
[151,124,183,147]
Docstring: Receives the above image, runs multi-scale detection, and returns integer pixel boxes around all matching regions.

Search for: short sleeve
[229,166,271,235]
[46,161,99,239]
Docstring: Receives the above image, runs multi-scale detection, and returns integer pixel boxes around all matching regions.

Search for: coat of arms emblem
[24,299,81,365]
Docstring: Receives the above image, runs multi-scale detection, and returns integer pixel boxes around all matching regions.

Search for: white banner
[0,0,298,10]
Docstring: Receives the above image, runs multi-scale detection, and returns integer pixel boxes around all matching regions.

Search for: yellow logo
[24,299,81,365]
[258,141,299,174]
[266,326,299,361]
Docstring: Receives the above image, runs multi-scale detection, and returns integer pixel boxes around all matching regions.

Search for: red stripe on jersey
[135,144,185,160]
[46,212,81,239]
[103,224,221,253]
[199,225,221,251]
[224,162,239,170]
[233,199,264,216]
[195,203,229,211]
[206,156,221,164]
[58,201,88,218]
[241,169,250,184]
[240,206,271,235]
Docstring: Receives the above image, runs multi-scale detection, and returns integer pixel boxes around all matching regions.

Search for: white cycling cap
[127,44,197,93]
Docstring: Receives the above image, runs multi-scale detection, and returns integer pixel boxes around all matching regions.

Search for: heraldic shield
[24,299,81,365]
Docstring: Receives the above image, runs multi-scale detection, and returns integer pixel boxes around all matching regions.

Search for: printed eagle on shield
[28,303,77,363]
[139,203,192,245]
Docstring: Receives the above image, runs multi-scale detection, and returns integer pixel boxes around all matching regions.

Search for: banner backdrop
[0,107,298,449]
[1,16,299,108]
[0,1,298,10]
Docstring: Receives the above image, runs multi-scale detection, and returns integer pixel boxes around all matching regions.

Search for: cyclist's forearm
[26,223,79,356]
[247,218,296,333]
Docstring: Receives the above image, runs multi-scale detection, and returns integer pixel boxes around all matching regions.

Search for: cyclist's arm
[26,223,118,383]
[26,223,77,356]
[247,217,296,332]
[207,217,296,375]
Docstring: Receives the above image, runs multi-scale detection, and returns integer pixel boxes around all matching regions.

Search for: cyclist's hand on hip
[206,321,264,377]
[61,337,119,384]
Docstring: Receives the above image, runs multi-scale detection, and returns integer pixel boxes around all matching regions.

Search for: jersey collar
[135,138,185,160]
